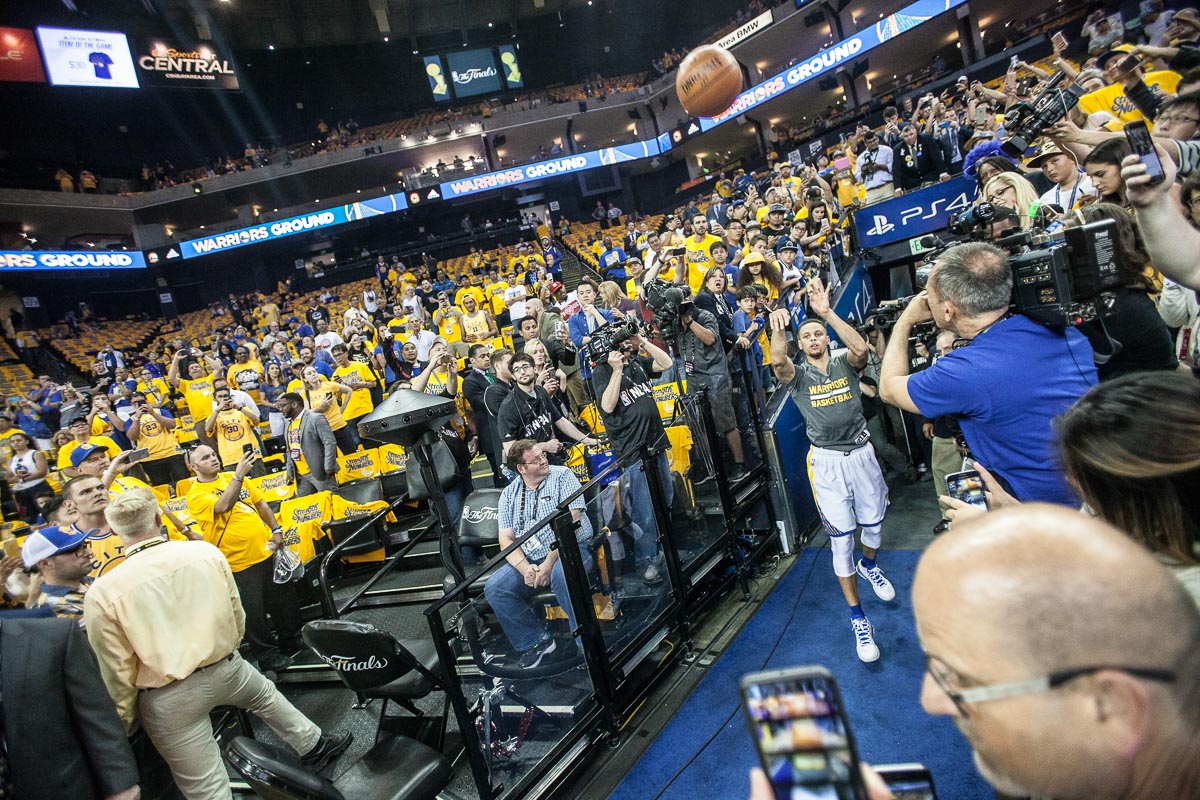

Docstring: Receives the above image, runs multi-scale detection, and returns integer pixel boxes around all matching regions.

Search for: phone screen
[875,765,938,800]
[946,470,988,511]
[741,667,867,800]
[1052,31,1068,51]
[128,447,151,463]
[1124,120,1165,185]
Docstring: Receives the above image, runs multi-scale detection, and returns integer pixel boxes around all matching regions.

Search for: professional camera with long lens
[642,278,694,344]
[582,317,642,366]
[1001,71,1084,158]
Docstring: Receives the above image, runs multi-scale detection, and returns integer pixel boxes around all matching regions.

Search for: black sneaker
[258,653,294,673]
[517,637,557,669]
[301,732,353,771]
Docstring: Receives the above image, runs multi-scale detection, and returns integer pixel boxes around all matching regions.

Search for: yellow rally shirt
[185,473,272,573]
[333,362,375,420]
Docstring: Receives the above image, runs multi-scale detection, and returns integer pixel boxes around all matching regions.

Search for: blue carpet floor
[611,548,994,800]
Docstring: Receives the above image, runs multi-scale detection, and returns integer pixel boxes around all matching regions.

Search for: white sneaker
[857,560,896,602]
[852,617,880,662]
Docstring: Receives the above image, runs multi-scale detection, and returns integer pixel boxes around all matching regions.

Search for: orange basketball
[676,45,743,118]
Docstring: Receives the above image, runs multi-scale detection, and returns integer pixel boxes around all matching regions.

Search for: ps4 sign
[854,176,974,249]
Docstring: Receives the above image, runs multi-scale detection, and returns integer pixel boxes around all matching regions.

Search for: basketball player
[768,277,894,662]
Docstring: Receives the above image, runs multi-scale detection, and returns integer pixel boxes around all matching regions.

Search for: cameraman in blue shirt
[878,242,1097,506]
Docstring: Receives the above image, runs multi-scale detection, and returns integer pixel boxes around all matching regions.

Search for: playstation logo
[865,215,894,236]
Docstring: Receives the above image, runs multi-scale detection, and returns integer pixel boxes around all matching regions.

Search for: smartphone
[243,443,255,456]
[1009,56,1018,69]
[975,108,988,127]
[1118,54,1144,75]
[1124,120,1165,186]
[1051,31,1068,51]
[124,447,150,463]
[945,469,988,511]
[3,539,20,560]
[874,764,938,800]
[741,666,869,800]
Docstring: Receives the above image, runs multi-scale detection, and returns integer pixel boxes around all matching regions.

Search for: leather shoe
[301,732,353,771]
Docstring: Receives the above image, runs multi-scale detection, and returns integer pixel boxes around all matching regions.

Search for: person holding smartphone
[769,278,895,663]
[127,391,189,490]
[205,387,262,474]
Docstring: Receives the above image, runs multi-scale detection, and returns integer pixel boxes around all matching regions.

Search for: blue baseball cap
[70,443,107,469]
[22,525,91,568]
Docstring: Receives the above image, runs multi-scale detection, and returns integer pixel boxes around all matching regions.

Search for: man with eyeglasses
[483,439,594,670]
[497,353,598,466]
[23,525,95,621]
[913,504,1200,800]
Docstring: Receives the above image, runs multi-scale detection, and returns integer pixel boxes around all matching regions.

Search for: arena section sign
[135,39,239,90]
[180,192,408,259]
[0,251,146,271]
[698,0,968,132]
[440,140,660,199]
[714,9,774,50]
[36,27,139,89]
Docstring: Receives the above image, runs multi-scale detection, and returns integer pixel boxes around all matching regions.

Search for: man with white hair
[85,488,351,798]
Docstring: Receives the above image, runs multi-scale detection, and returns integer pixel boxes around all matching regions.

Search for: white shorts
[806,444,889,538]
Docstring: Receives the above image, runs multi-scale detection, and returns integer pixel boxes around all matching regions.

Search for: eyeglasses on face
[520,453,548,466]
[925,655,1175,716]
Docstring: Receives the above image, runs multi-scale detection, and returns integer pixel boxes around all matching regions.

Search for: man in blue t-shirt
[879,242,1097,507]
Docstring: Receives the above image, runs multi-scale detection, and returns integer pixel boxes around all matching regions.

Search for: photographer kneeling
[590,329,675,584]
[878,242,1096,506]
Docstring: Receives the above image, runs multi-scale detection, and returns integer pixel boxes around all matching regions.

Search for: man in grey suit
[2,617,141,799]
[279,391,339,495]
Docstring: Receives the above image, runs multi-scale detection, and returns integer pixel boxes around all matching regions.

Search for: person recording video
[878,242,1097,506]
[590,326,674,585]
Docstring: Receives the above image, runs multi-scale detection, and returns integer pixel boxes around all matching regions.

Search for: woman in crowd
[57,384,84,424]
[982,172,1042,230]
[598,281,638,316]
[216,340,236,366]
[523,338,571,420]
[412,338,457,399]
[6,431,50,522]
[693,266,738,349]
[944,371,1200,606]
[1067,204,1174,379]
[259,361,288,437]
[1083,139,1133,208]
[346,330,386,407]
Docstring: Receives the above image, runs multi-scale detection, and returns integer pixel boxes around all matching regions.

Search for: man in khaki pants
[85,488,352,799]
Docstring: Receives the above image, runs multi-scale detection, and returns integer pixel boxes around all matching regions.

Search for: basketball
[675,45,744,118]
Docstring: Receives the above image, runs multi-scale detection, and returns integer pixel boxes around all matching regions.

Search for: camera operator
[878,242,1097,506]
[854,131,895,204]
[678,297,746,480]
[590,330,674,584]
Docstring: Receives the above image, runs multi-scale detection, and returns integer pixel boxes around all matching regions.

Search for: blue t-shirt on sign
[907,314,1097,506]
[89,51,113,79]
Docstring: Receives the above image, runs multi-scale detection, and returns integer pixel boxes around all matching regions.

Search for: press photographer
[674,289,746,480]
[878,242,1097,506]
[589,326,674,584]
